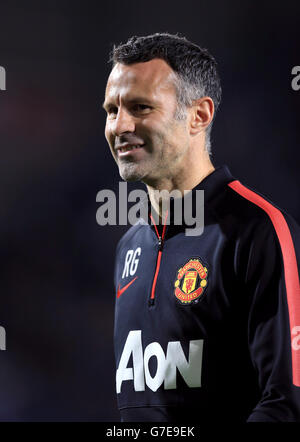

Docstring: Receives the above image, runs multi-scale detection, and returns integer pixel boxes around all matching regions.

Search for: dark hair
[109,32,222,153]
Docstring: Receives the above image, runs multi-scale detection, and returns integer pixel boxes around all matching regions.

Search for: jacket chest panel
[115,226,235,340]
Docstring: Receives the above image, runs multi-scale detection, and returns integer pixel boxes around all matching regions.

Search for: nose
[112,107,135,136]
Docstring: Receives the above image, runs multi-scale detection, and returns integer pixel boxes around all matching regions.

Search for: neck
[146,153,215,220]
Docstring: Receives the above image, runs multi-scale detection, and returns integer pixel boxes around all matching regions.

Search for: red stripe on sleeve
[228,180,300,387]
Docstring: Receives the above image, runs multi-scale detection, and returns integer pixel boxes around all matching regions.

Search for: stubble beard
[117,135,162,183]
[117,117,188,185]
[118,160,148,182]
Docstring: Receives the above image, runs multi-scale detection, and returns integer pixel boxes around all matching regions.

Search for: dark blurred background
[0,0,299,421]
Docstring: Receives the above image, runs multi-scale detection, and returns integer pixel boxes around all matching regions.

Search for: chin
[119,165,145,183]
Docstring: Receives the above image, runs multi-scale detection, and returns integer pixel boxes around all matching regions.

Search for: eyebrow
[102,96,155,110]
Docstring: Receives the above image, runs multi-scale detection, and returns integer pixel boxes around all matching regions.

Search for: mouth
[116,144,146,157]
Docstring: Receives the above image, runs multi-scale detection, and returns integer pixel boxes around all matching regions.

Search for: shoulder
[212,179,299,285]
[212,178,299,241]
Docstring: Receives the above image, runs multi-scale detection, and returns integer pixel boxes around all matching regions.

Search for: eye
[132,104,152,113]
[106,106,118,118]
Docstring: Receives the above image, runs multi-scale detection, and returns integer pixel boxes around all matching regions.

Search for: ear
[189,97,214,135]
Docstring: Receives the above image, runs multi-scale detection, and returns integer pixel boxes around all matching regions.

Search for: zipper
[148,210,168,306]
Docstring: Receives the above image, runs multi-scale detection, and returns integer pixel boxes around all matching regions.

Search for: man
[103,33,300,422]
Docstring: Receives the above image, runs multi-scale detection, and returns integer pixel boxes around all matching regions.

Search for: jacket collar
[139,165,235,236]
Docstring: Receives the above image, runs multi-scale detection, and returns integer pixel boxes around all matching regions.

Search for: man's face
[103,59,191,186]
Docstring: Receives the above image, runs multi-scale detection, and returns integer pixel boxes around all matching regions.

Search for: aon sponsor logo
[116,330,203,393]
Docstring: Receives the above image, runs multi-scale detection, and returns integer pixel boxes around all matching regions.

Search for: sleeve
[245,213,300,422]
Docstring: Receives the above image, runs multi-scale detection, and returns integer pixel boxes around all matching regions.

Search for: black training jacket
[113,165,300,422]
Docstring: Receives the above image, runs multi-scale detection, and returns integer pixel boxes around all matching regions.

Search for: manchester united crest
[174,258,208,305]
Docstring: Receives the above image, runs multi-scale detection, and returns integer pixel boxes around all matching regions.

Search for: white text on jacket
[116,330,203,393]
